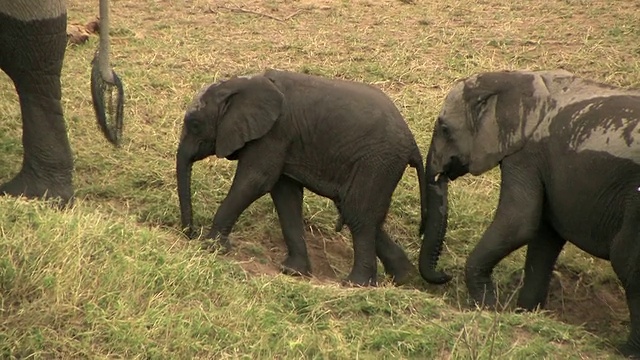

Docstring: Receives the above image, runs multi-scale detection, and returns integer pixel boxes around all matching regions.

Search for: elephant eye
[185,115,202,135]
[476,95,491,111]
[437,117,451,138]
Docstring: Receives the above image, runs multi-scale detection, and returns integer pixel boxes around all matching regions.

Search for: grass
[1,0,638,358]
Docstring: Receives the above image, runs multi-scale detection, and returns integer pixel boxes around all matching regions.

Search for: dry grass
[1,0,639,358]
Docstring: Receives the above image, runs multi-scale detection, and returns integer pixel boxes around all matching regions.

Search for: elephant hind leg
[339,197,383,287]
[376,227,414,285]
[610,188,640,357]
[516,222,566,311]
[270,175,311,277]
[339,159,406,287]
[341,223,378,287]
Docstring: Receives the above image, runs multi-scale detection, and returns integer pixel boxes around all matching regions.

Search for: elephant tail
[409,146,427,236]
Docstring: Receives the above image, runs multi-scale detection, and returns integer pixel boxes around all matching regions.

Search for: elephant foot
[471,298,498,311]
[281,256,312,277]
[342,270,377,287]
[201,238,232,254]
[466,273,498,309]
[0,171,73,207]
[381,257,415,286]
[183,226,201,240]
[617,342,640,359]
[201,229,232,253]
[513,306,533,314]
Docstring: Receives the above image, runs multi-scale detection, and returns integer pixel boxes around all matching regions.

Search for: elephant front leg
[270,175,312,276]
[205,162,280,252]
[465,162,544,309]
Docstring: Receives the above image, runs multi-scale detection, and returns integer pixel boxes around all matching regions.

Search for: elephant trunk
[97,0,113,83]
[176,141,195,237]
[91,0,125,147]
[418,138,452,285]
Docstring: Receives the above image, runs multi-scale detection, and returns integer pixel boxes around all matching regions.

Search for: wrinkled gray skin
[421,69,640,358]
[0,0,121,204]
[177,69,427,287]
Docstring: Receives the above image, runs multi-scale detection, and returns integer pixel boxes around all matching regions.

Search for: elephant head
[176,75,284,235]
[419,70,555,284]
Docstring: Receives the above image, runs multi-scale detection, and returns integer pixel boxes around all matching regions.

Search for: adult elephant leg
[375,227,414,285]
[465,160,544,308]
[270,175,312,276]
[516,222,566,311]
[610,187,640,358]
[0,8,74,203]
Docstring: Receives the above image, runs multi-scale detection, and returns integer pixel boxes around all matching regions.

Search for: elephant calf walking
[420,69,640,358]
[176,69,426,286]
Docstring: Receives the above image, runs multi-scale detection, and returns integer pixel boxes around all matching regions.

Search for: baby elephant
[176,69,426,286]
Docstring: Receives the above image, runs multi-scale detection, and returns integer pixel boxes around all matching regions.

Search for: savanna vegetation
[1,0,639,358]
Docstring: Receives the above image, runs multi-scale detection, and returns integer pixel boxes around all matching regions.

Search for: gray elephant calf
[177,69,426,286]
[419,69,640,357]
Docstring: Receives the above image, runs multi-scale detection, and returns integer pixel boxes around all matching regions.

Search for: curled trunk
[418,138,452,284]
[91,0,125,146]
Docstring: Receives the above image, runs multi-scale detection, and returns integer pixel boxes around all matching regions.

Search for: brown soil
[66,17,100,45]
[230,226,354,284]
[495,263,630,341]
[545,265,629,340]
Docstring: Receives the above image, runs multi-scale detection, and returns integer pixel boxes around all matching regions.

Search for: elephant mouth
[441,156,469,181]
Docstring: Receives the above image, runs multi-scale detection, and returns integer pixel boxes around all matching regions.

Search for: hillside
[1,0,639,358]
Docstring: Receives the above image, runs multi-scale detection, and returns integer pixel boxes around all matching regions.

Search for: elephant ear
[462,71,548,175]
[214,76,284,158]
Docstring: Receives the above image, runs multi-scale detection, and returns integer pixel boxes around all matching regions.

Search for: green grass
[1,0,638,358]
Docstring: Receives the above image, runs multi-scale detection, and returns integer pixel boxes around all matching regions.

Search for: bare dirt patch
[66,17,99,45]
[489,263,631,342]
[546,265,629,340]
[230,226,354,283]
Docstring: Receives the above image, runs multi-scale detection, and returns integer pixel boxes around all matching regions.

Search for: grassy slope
[1,0,639,358]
